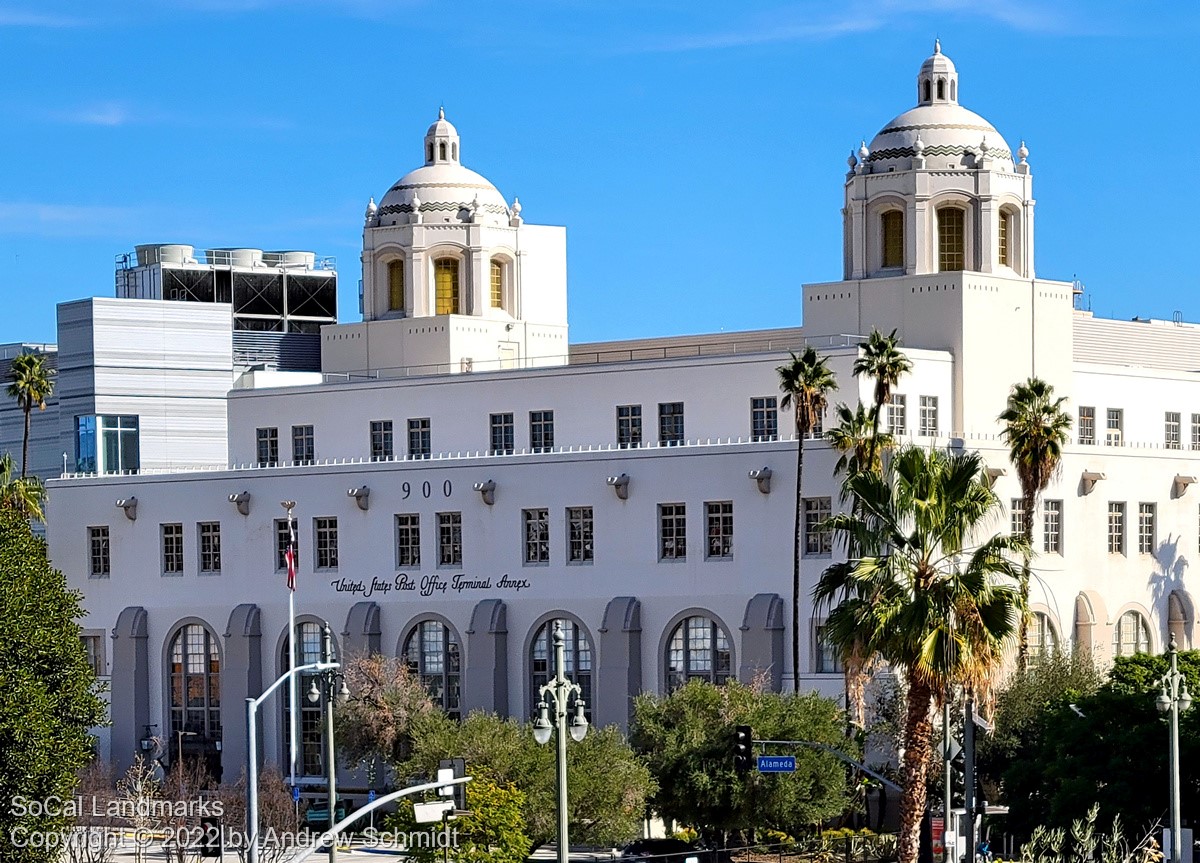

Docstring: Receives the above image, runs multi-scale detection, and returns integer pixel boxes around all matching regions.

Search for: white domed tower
[842,40,1034,280]
[324,110,568,377]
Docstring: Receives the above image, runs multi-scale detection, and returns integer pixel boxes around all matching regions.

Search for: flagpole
[283,500,298,789]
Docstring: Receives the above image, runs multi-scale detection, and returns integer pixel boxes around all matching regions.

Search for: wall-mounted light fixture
[748,467,773,495]
[1174,475,1197,498]
[985,466,1007,488]
[115,496,138,521]
[348,487,370,511]
[1080,470,1106,495]
[228,491,251,516]
[473,480,496,506]
[606,473,630,501]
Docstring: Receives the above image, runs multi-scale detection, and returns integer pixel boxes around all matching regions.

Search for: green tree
[389,778,531,863]
[631,678,850,842]
[851,329,911,467]
[777,346,838,684]
[6,351,56,479]
[998,377,1071,671]
[0,506,107,863]
[399,710,652,848]
[1,451,47,521]
[826,402,893,480]
[814,446,1027,863]
[335,651,439,766]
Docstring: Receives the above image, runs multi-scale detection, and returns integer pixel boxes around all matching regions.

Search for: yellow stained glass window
[388,260,404,311]
[882,211,904,268]
[998,212,1011,267]
[435,258,459,315]
[938,208,964,272]
[490,260,503,308]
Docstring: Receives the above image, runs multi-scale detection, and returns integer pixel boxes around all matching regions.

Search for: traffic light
[733,725,753,773]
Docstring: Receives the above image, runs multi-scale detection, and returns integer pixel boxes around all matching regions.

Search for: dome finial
[858,140,870,160]
[934,37,941,54]
[439,106,445,120]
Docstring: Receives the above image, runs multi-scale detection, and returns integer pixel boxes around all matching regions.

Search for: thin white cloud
[46,101,295,131]
[633,14,882,53]
[0,7,89,26]
[0,202,153,238]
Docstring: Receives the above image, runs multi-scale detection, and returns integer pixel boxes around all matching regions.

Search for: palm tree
[814,446,1028,863]
[0,452,46,521]
[777,346,838,686]
[998,377,1071,671]
[852,329,912,466]
[6,351,56,479]
[826,402,894,480]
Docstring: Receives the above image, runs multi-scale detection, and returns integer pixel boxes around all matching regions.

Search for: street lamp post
[307,623,349,861]
[532,622,589,863]
[175,730,197,771]
[1156,636,1193,863]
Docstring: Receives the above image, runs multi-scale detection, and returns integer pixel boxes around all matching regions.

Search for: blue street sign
[368,789,376,803]
[757,755,796,773]
[292,786,301,802]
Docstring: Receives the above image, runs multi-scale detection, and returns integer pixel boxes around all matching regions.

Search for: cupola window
[387,260,405,311]
[490,259,504,309]
[438,142,447,161]
[937,78,945,100]
[937,207,965,271]
[998,211,1012,268]
[434,258,460,315]
[923,79,931,102]
[882,211,904,268]
[426,143,433,162]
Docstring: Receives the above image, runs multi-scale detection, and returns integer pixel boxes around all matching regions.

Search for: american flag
[285,519,296,591]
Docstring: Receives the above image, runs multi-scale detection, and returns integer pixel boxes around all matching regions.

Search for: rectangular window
[1105,408,1123,446]
[81,633,106,677]
[314,517,338,570]
[275,519,298,570]
[291,424,315,465]
[199,522,221,574]
[658,503,686,560]
[1193,414,1200,450]
[408,418,431,459]
[530,410,554,453]
[523,508,549,564]
[161,523,183,575]
[256,427,279,466]
[77,414,141,474]
[617,405,643,449]
[919,396,939,437]
[888,394,907,436]
[705,501,734,559]
[1043,500,1062,554]
[489,413,514,455]
[370,420,393,462]
[750,397,779,442]
[937,207,964,271]
[395,514,421,568]
[437,512,463,566]
[1078,407,1095,445]
[998,211,1011,267]
[88,526,110,578]
[1138,503,1156,555]
[1011,498,1026,538]
[658,402,685,446]
[567,506,594,564]
[1107,502,1126,554]
[815,625,843,674]
[803,497,832,556]
[1166,412,1182,449]
[882,210,904,269]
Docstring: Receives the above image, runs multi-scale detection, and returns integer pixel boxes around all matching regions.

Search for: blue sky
[0,1,1197,345]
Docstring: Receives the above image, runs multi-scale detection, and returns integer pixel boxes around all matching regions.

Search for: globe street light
[306,623,350,861]
[1156,636,1193,863]
[532,622,589,863]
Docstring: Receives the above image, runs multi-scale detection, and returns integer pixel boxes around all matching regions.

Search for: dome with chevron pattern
[375,109,511,227]
[864,42,1013,172]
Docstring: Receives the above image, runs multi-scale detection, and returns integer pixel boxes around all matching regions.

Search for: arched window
[881,210,904,269]
[1113,611,1151,657]
[387,260,405,311]
[451,142,458,161]
[937,207,965,271]
[490,259,504,309]
[531,619,592,719]
[1027,612,1059,666]
[937,78,945,100]
[950,80,957,101]
[438,142,447,161]
[281,622,325,776]
[923,79,931,102]
[434,258,460,315]
[666,615,732,690]
[168,624,221,762]
[998,210,1012,268]
[402,621,461,720]
[426,143,433,162]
